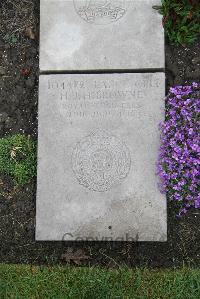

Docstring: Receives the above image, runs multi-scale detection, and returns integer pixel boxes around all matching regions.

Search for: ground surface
[1,265,200,299]
[0,0,200,267]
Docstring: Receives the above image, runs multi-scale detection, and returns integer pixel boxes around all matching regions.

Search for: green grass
[0,134,37,186]
[0,265,200,299]
[154,0,200,44]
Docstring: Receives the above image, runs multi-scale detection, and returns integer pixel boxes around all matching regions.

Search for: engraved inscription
[74,0,128,25]
[72,130,131,191]
[47,77,162,122]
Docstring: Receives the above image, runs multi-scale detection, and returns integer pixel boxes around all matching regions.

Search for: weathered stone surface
[40,0,164,71]
[36,73,167,241]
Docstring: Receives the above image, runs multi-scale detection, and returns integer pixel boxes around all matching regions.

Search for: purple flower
[157,83,200,217]
[195,200,200,209]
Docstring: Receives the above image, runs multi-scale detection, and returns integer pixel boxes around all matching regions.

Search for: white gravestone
[40,0,164,71]
[36,73,167,241]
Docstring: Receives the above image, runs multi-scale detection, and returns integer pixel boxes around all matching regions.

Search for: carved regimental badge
[72,130,131,192]
[73,0,128,25]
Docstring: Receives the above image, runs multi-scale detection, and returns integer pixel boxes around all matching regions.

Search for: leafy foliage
[154,0,200,44]
[61,248,90,265]
[157,83,200,216]
[0,134,37,186]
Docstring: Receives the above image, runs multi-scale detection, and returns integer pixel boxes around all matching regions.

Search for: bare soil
[0,0,200,267]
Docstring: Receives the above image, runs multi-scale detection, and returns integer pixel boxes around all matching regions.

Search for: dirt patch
[165,38,200,88]
[0,0,200,267]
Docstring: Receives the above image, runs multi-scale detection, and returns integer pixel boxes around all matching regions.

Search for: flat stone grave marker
[40,0,164,71]
[36,73,167,241]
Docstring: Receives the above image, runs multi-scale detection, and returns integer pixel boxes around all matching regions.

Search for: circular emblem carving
[73,0,128,25]
[72,130,131,192]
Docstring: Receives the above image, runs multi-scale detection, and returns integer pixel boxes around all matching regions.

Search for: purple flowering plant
[157,83,200,217]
